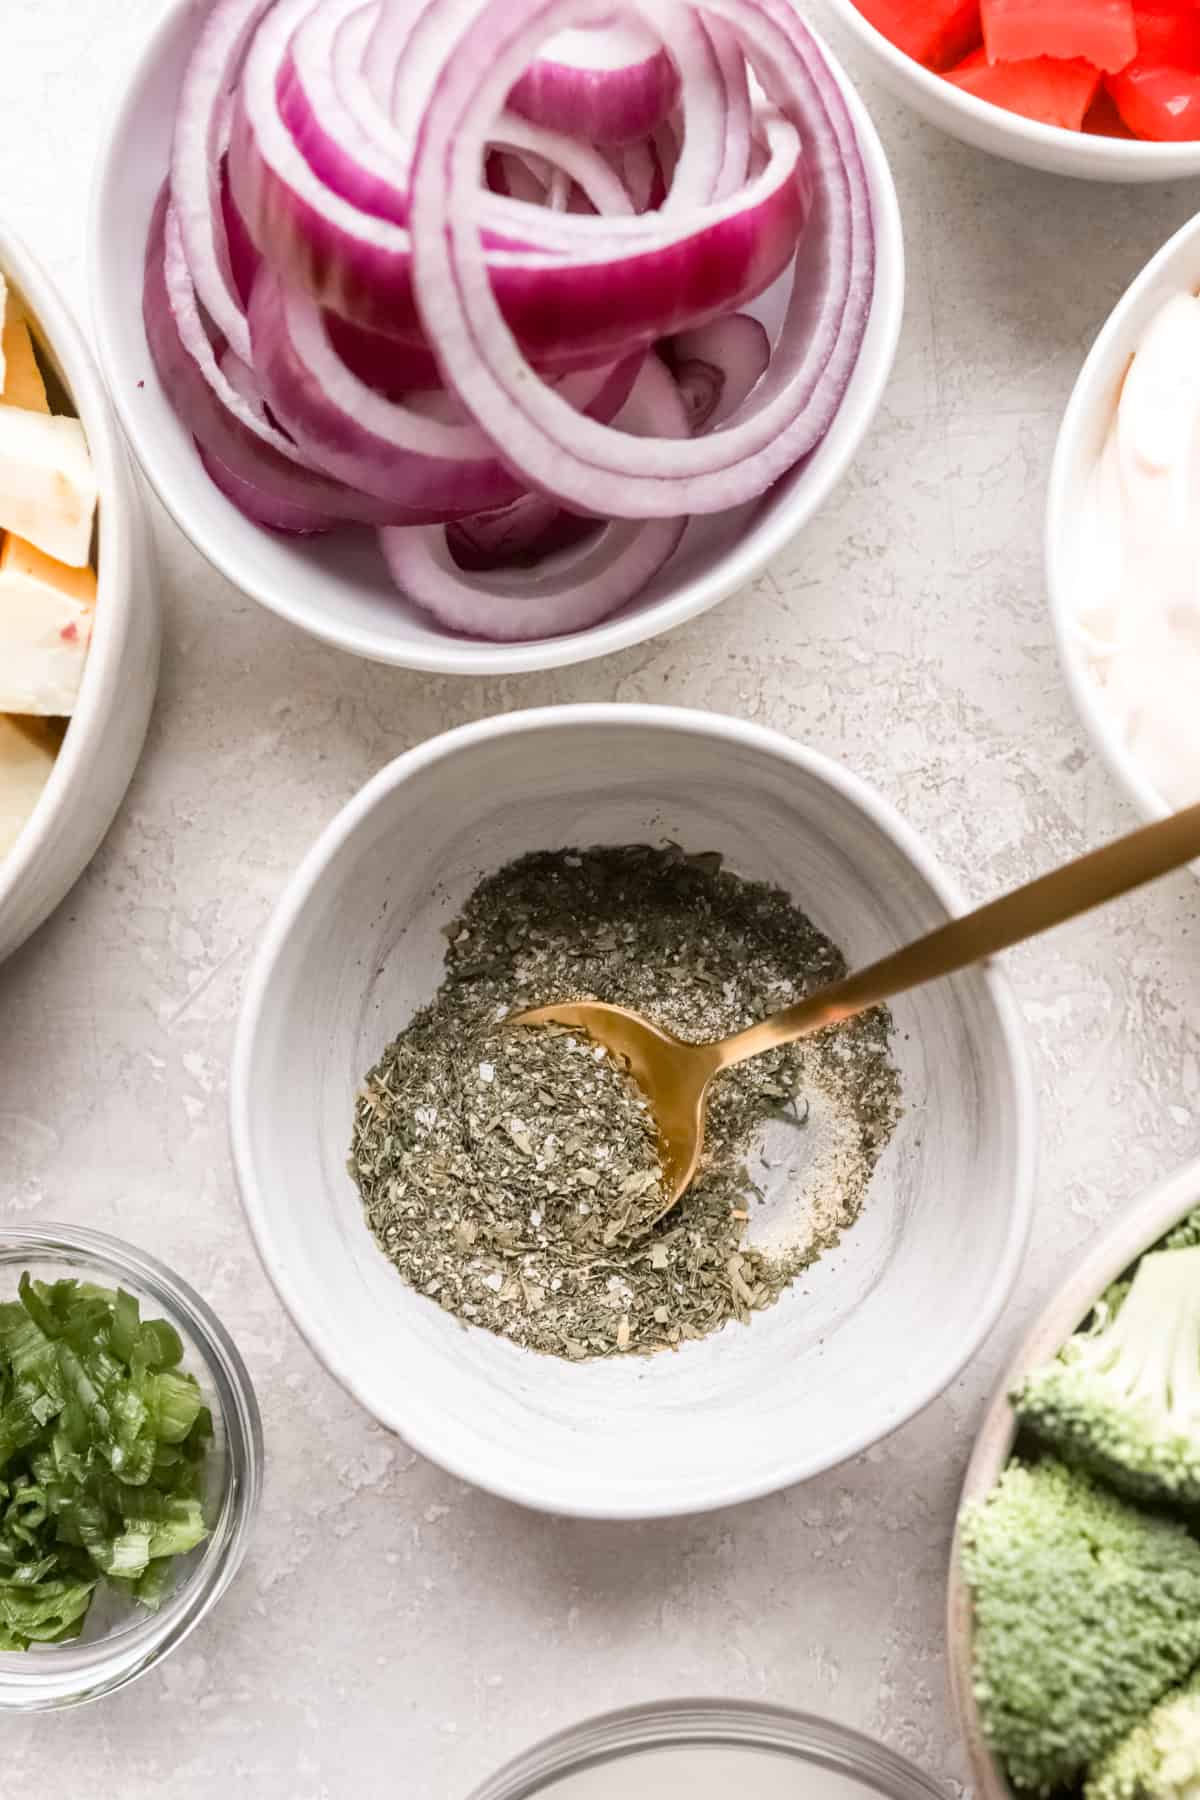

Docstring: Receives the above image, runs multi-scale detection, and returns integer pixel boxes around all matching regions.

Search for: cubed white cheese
[0,407,97,568]
[0,714,58,860]
[0,302,49,414]
[0,534,95,715]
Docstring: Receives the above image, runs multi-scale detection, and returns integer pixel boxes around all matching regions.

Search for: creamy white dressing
[1072,291,1200,810]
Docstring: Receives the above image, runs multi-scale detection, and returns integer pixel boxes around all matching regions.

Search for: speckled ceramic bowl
[946,1155,1200,1800]
[0,224,159,965]
[232,704,1035,1519]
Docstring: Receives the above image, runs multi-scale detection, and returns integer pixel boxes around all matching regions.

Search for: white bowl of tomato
[826,0,1200,180]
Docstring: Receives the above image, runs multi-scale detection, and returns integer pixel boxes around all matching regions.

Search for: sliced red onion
[248,268,524,512]
[143,187,445,526]
[234,43,809,368]
[506,16,679,146]
[666,312,771,432]
[196,440,336,533]
[403,0,872,517]
[249,268,648,512]
[277,0,630,238]
[380,358,688,639]
[171,0,277,364]
[382,509,684,636]
[231,0,793,365]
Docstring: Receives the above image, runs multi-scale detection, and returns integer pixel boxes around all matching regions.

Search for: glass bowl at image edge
[0,1223,263,1710]
[467,1700,951,1799]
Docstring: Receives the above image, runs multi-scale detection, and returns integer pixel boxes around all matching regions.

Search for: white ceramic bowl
[0,227,159,966]
[89,3,904,676]
[231,704,1036,1519]
[1046,211,1200,831]
[825,0,1200,181]
[946,1155,1200,1800]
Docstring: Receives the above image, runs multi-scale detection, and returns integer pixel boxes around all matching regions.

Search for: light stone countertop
[3,3,1200,1794]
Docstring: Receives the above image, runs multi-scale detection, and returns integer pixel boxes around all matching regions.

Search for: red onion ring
[171,0,277,363]
[506,16,681,145]
[197,440,336,533]
[282,0,638,230]
[402,0,872,516]
[233,41,809,366]
[144,187,453,526]
[248,268,524,512]
[380,357,688,638]
[231,0,796,361]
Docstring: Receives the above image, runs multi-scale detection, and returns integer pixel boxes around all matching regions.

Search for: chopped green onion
[0,1275,212,1649]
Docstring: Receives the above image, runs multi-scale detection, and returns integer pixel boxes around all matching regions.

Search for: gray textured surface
[3,2,1200,1793]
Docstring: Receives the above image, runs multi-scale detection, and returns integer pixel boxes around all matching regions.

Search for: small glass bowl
[0,1223,263,1710]
[468,1700,949,1799]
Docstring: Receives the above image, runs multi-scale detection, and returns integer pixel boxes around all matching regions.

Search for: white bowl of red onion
[88,0,903,674]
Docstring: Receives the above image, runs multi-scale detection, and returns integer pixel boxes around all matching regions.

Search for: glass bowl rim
[0,1220,263,1709]
[467,1699,950,1799]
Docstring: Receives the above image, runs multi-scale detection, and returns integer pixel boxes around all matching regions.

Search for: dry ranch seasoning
[351,845,901,1361]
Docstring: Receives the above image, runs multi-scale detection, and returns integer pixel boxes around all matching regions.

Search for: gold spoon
[513,800,1200,1221]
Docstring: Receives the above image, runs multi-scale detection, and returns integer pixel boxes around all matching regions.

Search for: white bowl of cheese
[0,226,159,964]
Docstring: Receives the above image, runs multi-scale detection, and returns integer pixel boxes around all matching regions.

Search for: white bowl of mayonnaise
[1048,213,1200,835]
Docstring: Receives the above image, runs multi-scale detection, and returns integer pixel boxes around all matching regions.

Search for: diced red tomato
[1082,86,1137,133]
[854,0,982,70]
[1107,58,1200,134]
[981,0,1138,72]
[945,47,1102,126]
[1132,0,1200,67]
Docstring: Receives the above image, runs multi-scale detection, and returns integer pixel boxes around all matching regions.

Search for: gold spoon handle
[715,799,1200,1071]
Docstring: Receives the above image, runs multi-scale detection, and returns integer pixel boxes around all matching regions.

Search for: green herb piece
[351,843,901,1361]
[0,1276,211,1649]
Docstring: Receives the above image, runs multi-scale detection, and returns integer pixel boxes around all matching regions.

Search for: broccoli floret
[1086,1668,1200,1800]
[1011,1247,1200,1507]
[960,1458,1200,1795]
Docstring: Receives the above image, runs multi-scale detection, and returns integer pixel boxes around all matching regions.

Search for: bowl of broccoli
[948,1157,1200,1800]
